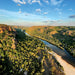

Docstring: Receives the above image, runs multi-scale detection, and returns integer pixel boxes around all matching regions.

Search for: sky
[0,0,75,26]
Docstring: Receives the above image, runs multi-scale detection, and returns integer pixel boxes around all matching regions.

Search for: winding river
[25,32,75,75]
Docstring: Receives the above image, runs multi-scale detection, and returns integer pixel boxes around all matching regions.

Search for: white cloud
[0,9,48,26]
[55,8,59,11]
[68,9,73,11]
[42,20,61,25]
[23,0,26,4]
[17,4,21,6]
[59,12,62,15]
[13,0,26,4]
[55,8,61,11]
[43,12,48,15]
[36,9,41,12]
[13,0,42,5]
[28,0,31,4]
[55,8,62,16]
[42,20,75,26]
[62,4,67,7]
[32,0,41,5]
[19,9,21,13]
[43,0,49,4]
[43,20,57,23]
[51,0,63,5]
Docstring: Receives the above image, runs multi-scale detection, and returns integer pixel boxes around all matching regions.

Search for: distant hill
[26,26,75,57]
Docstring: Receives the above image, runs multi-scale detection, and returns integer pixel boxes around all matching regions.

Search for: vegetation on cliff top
[26,26,75,57]
[0,24,64,75]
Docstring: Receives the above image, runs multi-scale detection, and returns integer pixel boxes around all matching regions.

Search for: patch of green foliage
[0,25,64,75]
[26,26,75,57]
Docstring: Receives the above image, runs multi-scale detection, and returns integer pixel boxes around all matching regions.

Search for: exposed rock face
[0,24,16,49]
[0,24,14,33]
[0,28,3,33]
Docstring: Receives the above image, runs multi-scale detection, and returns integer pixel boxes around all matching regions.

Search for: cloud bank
[12,0,64,5]
[13,0,26,4]
[36,9,41,12]
[13,0,41,5]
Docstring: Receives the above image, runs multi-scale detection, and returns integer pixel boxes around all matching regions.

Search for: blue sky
[0,0,75,26]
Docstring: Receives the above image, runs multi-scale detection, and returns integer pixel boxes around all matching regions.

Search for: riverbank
[25,32,64,50]
[48,50,75,75]
[25,32,75,75]
[53,52,75,75]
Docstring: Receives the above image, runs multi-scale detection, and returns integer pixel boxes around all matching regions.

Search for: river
[25,32,75,75]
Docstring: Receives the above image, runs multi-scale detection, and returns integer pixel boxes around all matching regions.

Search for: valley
[25,30,75,75]
[0,24,65,75]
